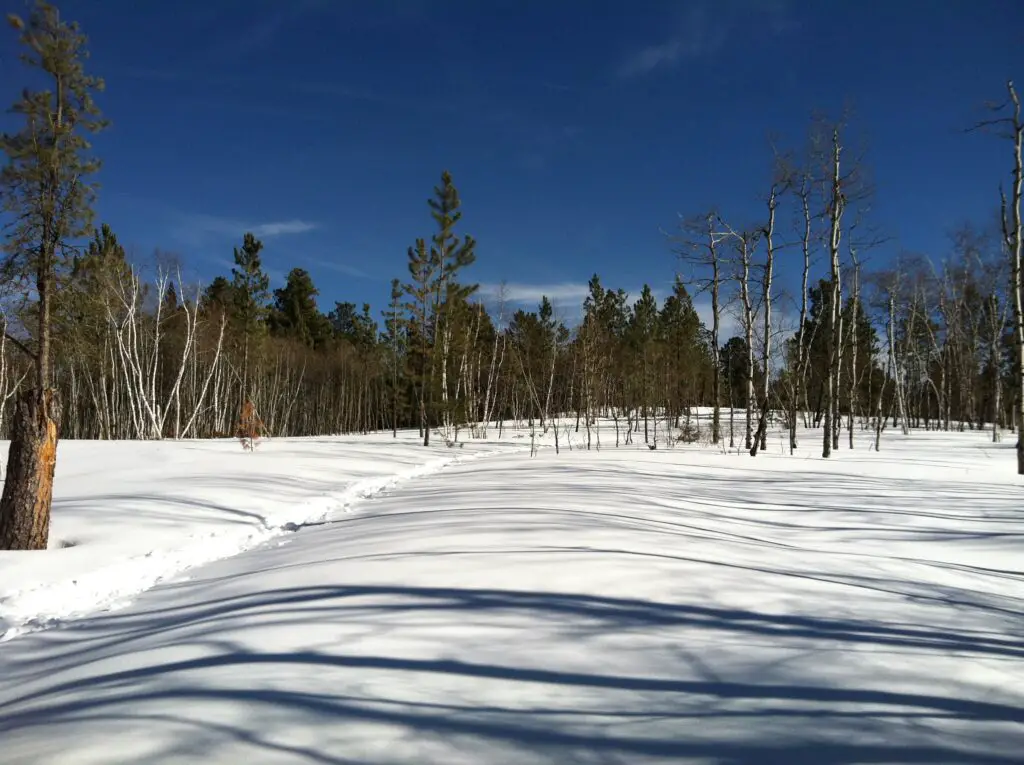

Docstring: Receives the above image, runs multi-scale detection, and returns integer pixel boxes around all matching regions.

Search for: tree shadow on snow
[1,584,1022,764]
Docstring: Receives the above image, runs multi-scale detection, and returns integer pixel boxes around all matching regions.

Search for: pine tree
[404,238,434,443]
[630,284,659,444]
[329,301,376,350]
[0,1,107,550]
[230,232,270,399]
[659,277,706,426]
[381,278,406,437]
[270,267,330,349]
[427,171,477,443]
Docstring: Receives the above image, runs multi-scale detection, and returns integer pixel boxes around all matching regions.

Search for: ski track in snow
[0,443,513,642]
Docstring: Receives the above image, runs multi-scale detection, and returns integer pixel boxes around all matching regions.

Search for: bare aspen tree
[888,271,910,436]
[987,289,1008,441]
[842,215,887,445]
[668,212,728,443]
[478,285,507,437]
[822,127,845,458]
[717,219,758,450]
[846,237,861,449]
[971,81,1023,471]
[1001,85,1024,469]
[789,163,817,451]
[751,180,780,456]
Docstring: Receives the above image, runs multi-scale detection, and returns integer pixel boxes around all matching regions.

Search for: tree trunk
[0,388,61,550]
[1002,82,1024,473]
[823,128,845,458]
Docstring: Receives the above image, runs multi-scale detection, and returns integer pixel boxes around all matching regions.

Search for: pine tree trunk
[0,388,61,550]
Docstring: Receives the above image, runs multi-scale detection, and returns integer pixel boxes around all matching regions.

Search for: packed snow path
[1,429,1023,763]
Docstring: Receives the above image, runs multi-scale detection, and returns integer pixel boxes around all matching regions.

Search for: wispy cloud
[617,4,726,78]
[616,0,797,79]
[187,0,328,68]
[478,282,592,307]
[301,255,371,280]
[478,281,671,325]
[251,220,319,237]
[176,213,318,243]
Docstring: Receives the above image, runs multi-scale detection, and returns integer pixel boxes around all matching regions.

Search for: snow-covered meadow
[1,421,1022,763]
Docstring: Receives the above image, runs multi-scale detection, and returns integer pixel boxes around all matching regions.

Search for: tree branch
[4,332,36,362]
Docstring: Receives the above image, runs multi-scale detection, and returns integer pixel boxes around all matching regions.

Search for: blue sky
[1,0,1021,330]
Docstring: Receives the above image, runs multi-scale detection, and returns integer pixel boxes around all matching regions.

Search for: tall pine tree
[0,1,107,549]
[231,232,270,401]
[428,171,477,444]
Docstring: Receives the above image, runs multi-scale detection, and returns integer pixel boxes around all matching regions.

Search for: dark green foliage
[202,276,234,315]
[269,267,331,349]
[329,301,377,350]
[1,0,107,382]
[429,170,478,307]
[721,336,761,408]
[231,233,271,337]
[1,1,107,284]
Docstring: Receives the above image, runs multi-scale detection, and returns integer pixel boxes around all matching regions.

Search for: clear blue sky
[2,0,1021,328]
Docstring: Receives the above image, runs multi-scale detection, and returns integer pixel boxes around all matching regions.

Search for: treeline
[0,163,1016,454]
[0,3,1020,453]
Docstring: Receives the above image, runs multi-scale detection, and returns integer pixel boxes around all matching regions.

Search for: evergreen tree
[630,284,659,443]
[659,277,706,423]
[0,0,107,550]
[61,223,128,346]
[230,232,270,398]
[270,267,330,349]
[427,170,477,443]
[381,278,408,437]
[329,301,377,350]
[403,238,434,441]
[202,275,234,316]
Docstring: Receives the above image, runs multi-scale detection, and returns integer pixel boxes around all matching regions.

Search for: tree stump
[0,388,61,550]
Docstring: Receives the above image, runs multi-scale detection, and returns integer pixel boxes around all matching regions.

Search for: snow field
[0,433,515,641]
[0,422,1021,763]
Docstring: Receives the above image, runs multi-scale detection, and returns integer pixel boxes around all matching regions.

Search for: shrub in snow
[236,400,265,451]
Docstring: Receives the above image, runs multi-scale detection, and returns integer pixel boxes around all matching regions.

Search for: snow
[0,434,509,640]
[1,422,1023,763]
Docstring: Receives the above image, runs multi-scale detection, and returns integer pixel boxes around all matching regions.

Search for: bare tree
[668,212,730,443]
[717,218,759,451]
[788,161,818,452]
[752,179,781,456]
[971,81,1023,471]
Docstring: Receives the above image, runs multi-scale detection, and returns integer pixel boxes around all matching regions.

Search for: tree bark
[0,388,61,550]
